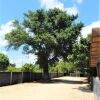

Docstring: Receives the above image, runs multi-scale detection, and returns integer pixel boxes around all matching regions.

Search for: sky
[0,0,100,67]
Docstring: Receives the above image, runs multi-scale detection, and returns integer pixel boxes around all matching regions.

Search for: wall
[93,77,100,100]
[0,72,64,86]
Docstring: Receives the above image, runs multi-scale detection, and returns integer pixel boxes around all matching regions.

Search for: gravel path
[0,76,94,100]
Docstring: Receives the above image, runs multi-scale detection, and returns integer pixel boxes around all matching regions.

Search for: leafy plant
[6,67,21,72]
[0,53,9,71]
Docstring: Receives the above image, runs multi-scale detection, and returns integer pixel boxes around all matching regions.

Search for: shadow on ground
[72,85,92,93]
[35,77,87,85]
[30,77,92,93]
[78,85,92,93]
[50,79,83,84]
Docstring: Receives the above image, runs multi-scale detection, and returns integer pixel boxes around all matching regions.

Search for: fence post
[10,72,12,85]
[30,72,31,81]
[21,72,23,83]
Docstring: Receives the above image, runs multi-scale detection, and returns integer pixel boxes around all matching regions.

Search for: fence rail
[0,72,64,86]
[93,77,100,100]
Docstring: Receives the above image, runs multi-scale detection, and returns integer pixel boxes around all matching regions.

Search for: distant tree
[0,53,9,71]
[5,8,83,79]
[6,67,21,72]
[21,63,34,72]
[33,65,42,73]
[55,61,75,73]
[9,63,16,67]
[55,61,67,73]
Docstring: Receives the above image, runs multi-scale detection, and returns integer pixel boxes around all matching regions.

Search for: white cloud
[40,0,78,15]
[0,51,7,55]
[0,21,37,67]
[81,21,100,38]
[0,21,15,47]
[40,0,64,10]
[66,6,78,16]
[15,54,37,67]
[26,54,37,64]
[76,0,83,4]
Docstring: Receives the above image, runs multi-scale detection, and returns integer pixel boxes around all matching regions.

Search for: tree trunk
[37,52,50,80]
[41,54,50,80]
[43,61,50,80]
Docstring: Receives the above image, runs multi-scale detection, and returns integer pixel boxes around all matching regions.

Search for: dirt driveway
[0,76,94,100]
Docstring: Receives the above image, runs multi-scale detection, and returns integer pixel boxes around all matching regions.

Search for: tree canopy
[55,61,75,73]
[5,8,83,79]
[21,63,34,72]
[68,35,91,75]
[0,53,9,71]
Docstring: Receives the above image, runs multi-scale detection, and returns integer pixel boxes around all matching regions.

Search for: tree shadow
[50,79,84,84]
[33,77,93,93]
[72,78,93,93]
[36,78,85,85]
[78,85,92,93]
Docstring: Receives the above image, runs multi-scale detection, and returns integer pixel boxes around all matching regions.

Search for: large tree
[5,8,83,79]
[0,53,9,71]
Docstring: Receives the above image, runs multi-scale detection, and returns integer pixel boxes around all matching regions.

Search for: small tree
[9,63,16,67]
[6,67,21,72]
[55,61,75,73]
[0,53,9,71]
[21,63,34,72]
[55,61,67,73]
[68,35,91,76]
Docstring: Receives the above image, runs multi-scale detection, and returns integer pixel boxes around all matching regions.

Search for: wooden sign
[90,28,100,67]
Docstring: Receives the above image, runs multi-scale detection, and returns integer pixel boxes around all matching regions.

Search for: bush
[0,53,9,71]
[49,61,76,73]
[21,63,42,72]
[21,63,34,72]
[6,67,21,72]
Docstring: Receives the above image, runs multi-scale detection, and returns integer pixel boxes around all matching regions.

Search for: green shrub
[6,67,21,72]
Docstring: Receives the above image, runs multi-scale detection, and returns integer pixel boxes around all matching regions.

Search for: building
[90,28,100,76]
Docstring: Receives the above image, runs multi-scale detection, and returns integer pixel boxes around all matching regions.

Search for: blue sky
[0,0,100,67]
[0,0,99,25]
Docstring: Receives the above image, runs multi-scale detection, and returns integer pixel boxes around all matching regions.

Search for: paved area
[0,76,94,100]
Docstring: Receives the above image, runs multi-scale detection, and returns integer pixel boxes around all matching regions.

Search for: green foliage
[21,63,42,72]
[6,63,20,72]
[66,62,76,72]
[6,67,21,72]
[0,53,9,71]
[48,61,75,73]
[21,63,35,72]
[49,67,56,73]
[55,61,75,73]
[55,61,67,73]
[9,63,16,67]
[68,35,91,75]
[33,66,42,73]
[6,63,42,72]
[5,8,83,77]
